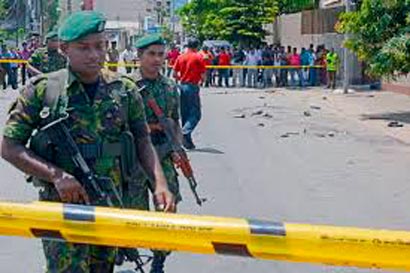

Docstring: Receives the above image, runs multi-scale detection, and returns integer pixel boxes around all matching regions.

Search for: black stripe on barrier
[63,204,96,222]
[31,229,66,241]
[212,242,253,257]
[248,219,286,236]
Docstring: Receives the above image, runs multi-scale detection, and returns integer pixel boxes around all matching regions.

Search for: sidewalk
[293,87,410,145]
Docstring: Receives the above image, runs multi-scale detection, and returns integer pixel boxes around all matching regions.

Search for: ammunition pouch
[29,129,134,207]
[154,142,174,161]
[28,130,57,187]
[119,131,147,203]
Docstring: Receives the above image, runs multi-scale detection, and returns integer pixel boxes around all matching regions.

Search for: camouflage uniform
[128,69,182,211]
[29,47,67,73]
[3,68,150,273]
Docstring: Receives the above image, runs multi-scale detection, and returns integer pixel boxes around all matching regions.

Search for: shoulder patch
[101,68,122,84]
[28,74,47,86]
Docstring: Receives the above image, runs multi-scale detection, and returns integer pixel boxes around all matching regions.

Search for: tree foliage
[0,0,11,21]
[178,0,278,46]
[278,0,319,14]
[337,0,410,78]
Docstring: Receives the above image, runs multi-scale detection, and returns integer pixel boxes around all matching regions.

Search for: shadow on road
[362,111,410,124]
[189,147,225,155]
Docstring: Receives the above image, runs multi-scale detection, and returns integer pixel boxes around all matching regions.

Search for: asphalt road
[0,86,409,273]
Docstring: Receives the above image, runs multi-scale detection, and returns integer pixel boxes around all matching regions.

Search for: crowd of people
[0,36,41,90]
[0,35,340,92]
[166,43,340,90]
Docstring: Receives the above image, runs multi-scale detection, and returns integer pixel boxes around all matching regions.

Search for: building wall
[94,0,151,22]
[59,0,83,22]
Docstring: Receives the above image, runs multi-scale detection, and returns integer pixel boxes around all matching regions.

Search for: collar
[132,69,164,84]
[66,67,120,89]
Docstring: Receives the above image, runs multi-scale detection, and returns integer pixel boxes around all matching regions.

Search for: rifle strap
[41,69,69,121]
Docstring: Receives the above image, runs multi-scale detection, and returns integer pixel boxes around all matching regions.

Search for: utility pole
[343,0,352,94]
[15,0,19,47]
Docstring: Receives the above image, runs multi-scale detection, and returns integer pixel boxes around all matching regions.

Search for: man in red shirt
[217,47,231,87]
[166,44,180,77]
[289,47,303,88]
[173,38,206,149]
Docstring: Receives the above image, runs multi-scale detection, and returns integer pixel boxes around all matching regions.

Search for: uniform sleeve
[168,82,180,122]
[3,79,47,144]
[124,79,150,139]
[28,50,42,70]
[173,57,180,72]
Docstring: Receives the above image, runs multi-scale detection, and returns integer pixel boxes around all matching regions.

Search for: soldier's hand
[53,173,90,205]
[154,187,176,213]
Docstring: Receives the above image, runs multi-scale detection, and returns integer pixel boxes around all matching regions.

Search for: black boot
[150,253,167,273]
[182,134,195,150]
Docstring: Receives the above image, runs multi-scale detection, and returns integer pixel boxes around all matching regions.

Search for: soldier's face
[140,44,165,74]
[61,33,106,74]
[47,39,59,51]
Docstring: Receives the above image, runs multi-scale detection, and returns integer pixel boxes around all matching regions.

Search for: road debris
[388,121,404,128]
[233,114,246,119]
[251,110,264,116]
[304,111,311,117]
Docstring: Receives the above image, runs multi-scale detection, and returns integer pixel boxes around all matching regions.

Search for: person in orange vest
[199,46,213,87]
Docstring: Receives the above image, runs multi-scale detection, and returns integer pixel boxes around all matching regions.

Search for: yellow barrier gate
[0,201,409,271]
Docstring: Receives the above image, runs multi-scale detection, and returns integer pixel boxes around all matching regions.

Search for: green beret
[59,11,106,42]
[135,34,166,49]
[45,30,58,40]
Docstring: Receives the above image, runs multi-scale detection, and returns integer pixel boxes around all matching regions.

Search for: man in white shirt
[121,45,136,74]
[244,48,260,88]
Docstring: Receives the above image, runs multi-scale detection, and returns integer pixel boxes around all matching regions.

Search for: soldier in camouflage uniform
[28,29,67,76]
[127,34,182,273]
[1,11,175,273]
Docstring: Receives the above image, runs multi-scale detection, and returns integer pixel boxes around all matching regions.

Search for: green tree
[44,0,60,31]
[178,0,278,46]
[219,0,278,46]
[178,0,226,41]
[0,0,9,20]
[337,0,410,78]
[278,0,319,14]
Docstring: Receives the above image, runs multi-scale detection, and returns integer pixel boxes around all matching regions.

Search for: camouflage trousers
[124,156,181,210]
[39,187,117,273]
[123,156,181,260]
[42,241,115,273]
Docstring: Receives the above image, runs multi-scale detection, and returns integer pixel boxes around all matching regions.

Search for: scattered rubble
[388,121,404,128]
[233,114,246,119]
[251,110,264,116]
[315,133,326,138]
[280,132,299,138]
[327,131,336,137]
